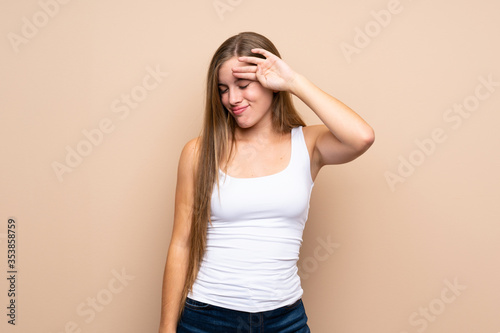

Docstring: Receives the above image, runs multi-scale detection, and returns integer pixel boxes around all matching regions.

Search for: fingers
[232,66,258,81]
[231,71,257,81]
[251,48,276,58]
[232,66,257,73]
[237,48,276,64]
[237,55,264,65]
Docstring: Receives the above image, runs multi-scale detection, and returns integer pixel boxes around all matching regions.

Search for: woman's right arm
[158,138,198,333]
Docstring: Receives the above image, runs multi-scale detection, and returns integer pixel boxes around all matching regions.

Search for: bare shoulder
[301,124,329,152]
[181,137,201,156]
[302,124,328,140]
[178,137,201,175]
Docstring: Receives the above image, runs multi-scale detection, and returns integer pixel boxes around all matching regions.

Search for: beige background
[1,0,499,332]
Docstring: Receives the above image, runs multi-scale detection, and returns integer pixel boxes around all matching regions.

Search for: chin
[236,122,252,129]
[232,116,250,128]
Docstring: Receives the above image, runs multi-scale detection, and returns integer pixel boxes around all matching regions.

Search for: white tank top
[188,126,314,312]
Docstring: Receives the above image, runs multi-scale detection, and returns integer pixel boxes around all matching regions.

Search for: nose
[228,87,243,105]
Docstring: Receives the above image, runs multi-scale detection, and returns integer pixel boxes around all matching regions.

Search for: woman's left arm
[234,48,375,172]
[290,73,375,167]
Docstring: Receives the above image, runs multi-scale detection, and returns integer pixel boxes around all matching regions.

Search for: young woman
[158,31,374,332]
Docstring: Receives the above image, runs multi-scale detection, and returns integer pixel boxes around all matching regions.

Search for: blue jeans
[177,297,310,333]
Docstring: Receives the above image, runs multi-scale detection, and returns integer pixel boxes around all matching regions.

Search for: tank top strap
[290,126,313,185]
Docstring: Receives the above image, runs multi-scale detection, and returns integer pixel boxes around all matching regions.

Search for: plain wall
[1,0,499,332]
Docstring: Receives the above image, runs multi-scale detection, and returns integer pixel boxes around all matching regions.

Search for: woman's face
[218,56,274,130]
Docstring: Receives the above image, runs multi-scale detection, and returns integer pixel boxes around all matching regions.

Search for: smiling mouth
[231,105,248,115]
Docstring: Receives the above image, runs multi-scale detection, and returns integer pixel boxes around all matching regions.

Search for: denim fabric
[177,297,310,333]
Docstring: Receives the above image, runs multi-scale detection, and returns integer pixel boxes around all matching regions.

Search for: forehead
[218,57,251,84]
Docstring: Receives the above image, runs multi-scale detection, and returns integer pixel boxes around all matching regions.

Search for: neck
[233,122,281,144]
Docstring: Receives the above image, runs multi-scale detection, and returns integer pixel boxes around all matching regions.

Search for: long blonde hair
[179,31,306,318]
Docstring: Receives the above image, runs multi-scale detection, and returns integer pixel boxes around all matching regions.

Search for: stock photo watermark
[213,0,244,21]
[5,217,18,325]
[399,277,466,333]
[339,0,411,64]
[53,267,135,333]
[385,73,499,192]
[233,235,338,332]
[298,235,340,280]
[7,0,74,53]
[51,64,169,182]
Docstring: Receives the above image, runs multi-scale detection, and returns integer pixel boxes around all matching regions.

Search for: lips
[231,105,248,115]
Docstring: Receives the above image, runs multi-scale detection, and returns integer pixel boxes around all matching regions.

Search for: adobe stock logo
[385,74,499,192]
[213,0,243,21]
[7,0,74,53]
[53,268,135,333]
[51,65,168,182]
[339,0,414,64]
[399,278,466,333]
[298,235,340,280]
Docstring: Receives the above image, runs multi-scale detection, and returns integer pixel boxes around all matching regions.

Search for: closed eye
[218,83,250,94]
